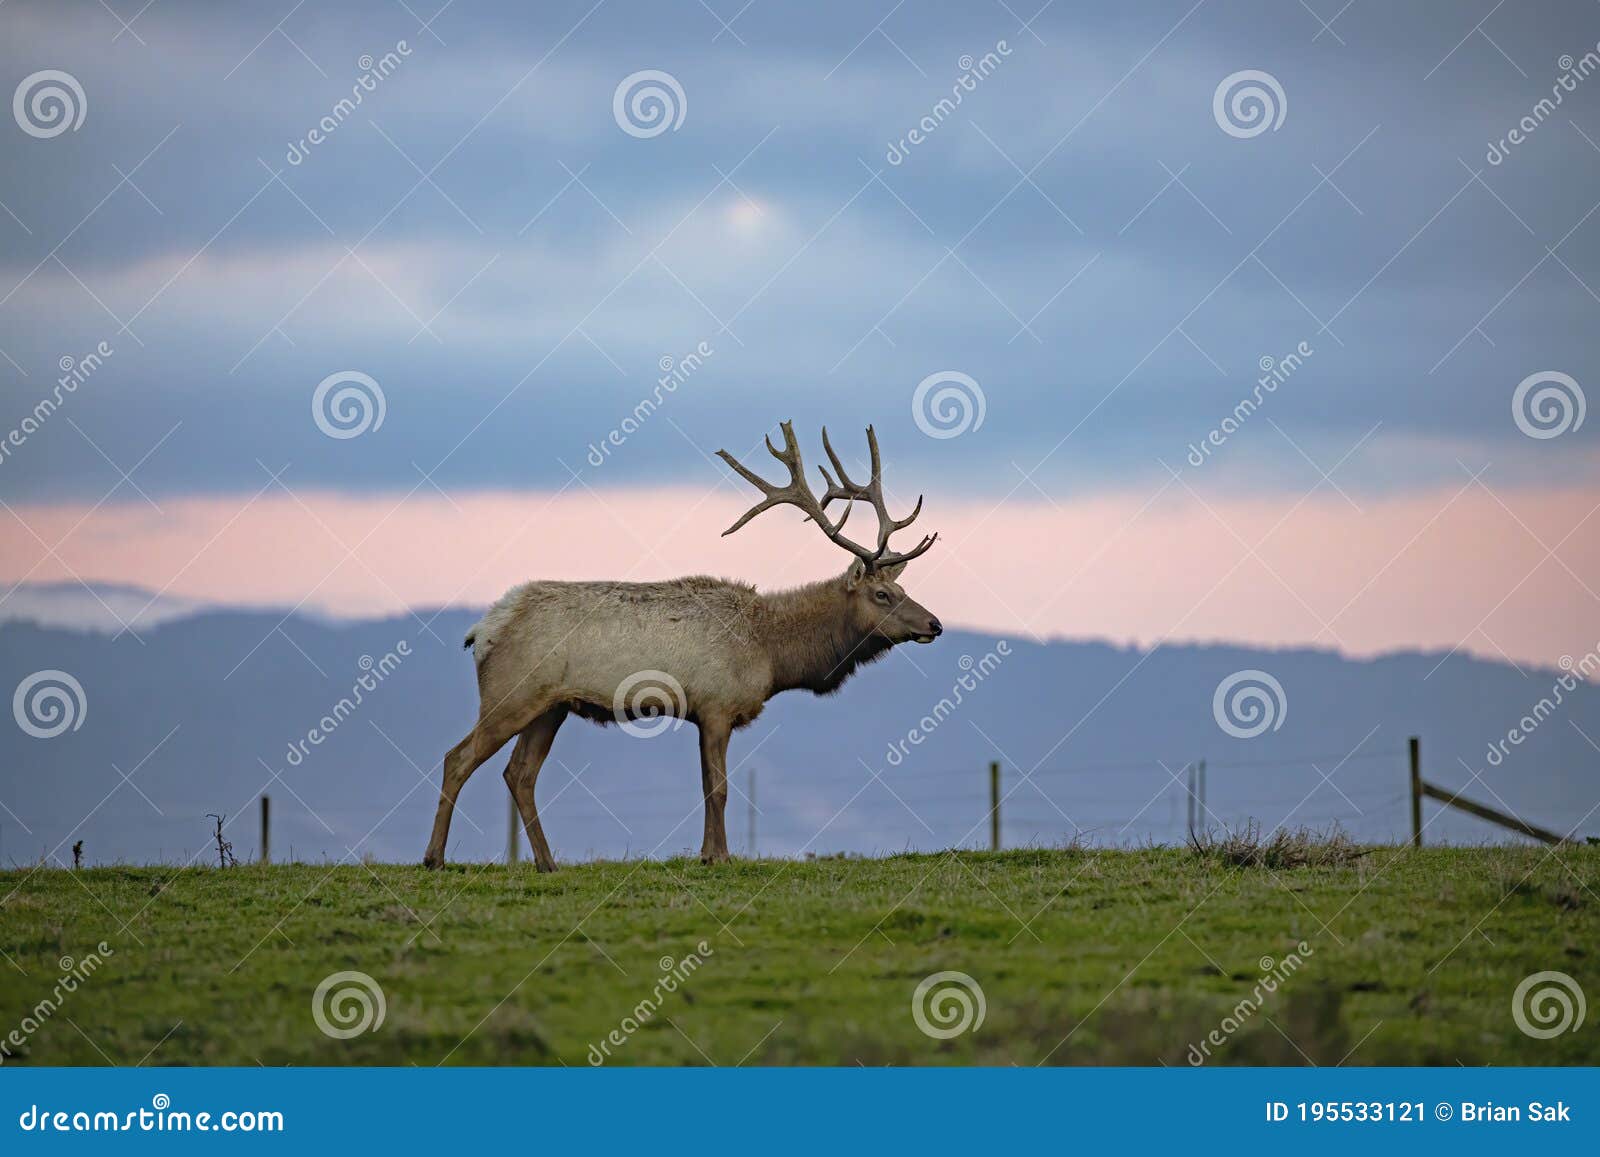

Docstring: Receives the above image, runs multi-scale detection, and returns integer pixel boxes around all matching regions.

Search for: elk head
[717,422,943,646]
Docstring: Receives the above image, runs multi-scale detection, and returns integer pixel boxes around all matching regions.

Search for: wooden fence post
[1409,736,1422,848]
[260,795,270,864]
[1184,761,1196,841]
[989,761,1001,852]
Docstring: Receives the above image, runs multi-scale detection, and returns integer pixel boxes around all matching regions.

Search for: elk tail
[463,617,492,664]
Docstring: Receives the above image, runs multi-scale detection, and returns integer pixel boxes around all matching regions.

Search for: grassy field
[1,845,1596,1066]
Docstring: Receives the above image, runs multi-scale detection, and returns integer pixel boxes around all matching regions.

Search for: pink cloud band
[0,482,1593,670]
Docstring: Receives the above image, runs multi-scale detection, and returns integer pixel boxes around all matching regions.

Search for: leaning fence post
[989,761,1001,852]
[260,795,270,865]
[1409,736,1422,848]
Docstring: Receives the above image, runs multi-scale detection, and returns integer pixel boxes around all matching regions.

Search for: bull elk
[422,422,942,870]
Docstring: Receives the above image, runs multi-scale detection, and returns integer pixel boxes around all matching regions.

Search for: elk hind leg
[504,705,567,872]
[424,706,541,869]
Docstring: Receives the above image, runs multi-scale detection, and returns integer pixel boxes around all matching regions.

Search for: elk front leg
[697,717,732,864]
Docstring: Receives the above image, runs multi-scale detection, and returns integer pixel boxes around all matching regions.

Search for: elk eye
[873,589,891,605]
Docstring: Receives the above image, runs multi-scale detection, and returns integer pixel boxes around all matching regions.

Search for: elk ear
[877,561,907,582]
[844,559,868,590]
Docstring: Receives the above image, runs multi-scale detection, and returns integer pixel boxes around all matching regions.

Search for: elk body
[422,423,942,870]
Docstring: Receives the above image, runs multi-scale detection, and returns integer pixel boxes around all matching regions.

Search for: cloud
[0,0,1596,512]
[1,479,1594,669]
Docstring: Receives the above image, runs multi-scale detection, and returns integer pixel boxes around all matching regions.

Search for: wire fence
[45,740,1575,869]
[480,744,1433,861]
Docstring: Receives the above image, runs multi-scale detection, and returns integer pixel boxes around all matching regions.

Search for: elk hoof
[700,850,731,865]
[535,859,559,873]
[422,852,444,870]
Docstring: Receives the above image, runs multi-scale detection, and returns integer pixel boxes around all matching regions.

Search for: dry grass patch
[1188,820,1366,869]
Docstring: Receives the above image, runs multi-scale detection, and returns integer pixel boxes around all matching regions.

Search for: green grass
[1,846,1596,1066]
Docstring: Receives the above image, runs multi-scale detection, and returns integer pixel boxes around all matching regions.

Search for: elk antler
[817,425,935,567]
[717,421,937,572]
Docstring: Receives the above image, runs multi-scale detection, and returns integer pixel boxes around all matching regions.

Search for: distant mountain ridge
[0,586,1595,867]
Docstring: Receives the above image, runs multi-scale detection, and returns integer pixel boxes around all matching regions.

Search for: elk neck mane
[754,576,893,696]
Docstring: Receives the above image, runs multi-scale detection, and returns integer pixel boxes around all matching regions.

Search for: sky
[1,0,1598,668]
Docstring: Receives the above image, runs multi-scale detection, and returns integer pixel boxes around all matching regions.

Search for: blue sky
[1,1,1598,670]
[1,0,1595,503]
